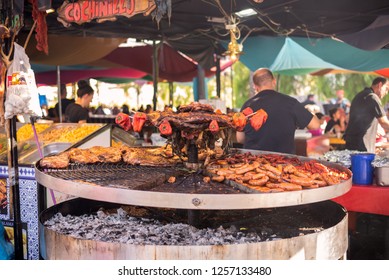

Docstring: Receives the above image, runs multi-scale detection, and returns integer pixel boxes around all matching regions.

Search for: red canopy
[35,68,148,85]
[28,35,232,85]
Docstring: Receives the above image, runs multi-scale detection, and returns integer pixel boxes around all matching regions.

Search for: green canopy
[239,36,389,75]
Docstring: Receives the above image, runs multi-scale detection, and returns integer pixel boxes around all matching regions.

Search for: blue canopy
[269,38,341,75]
[239,36,389,75]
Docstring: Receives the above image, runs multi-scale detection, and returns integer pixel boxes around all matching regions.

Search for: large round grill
[35,149,352,259]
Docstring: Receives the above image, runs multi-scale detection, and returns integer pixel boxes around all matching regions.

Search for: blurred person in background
[54,84,74,121]
[122,104,130,115]
[344,77,389,152]
[325,107,347,136]
[65,80,94,123]
[330,89,351,114]
[94,105,105,115]
[308,112,327,136]
[111,106,120,115]
[301,94,322,115]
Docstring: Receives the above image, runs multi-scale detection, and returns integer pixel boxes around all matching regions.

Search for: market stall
[0,122,111,259]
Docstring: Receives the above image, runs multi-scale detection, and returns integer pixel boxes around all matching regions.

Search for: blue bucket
[350,153,375,185]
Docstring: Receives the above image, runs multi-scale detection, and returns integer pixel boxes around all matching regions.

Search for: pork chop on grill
[120,146,178,166]
[68,148,100,164]
[40,151,70,169]
[88,146,122,163]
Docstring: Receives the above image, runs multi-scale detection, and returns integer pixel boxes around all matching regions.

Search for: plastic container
[350,153,375,185]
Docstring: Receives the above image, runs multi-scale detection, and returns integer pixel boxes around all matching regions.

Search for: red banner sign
[57,0,156,25]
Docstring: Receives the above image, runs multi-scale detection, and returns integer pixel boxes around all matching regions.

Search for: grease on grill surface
[152,172,242,194]
[43,163,242,193]
[44,203,337,246]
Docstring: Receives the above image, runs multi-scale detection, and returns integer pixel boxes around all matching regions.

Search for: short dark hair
[77,80,94,98]
[372,77,387,86]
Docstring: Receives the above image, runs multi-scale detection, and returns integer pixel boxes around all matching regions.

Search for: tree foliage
[224,65,384,108]
[232,61,251,108]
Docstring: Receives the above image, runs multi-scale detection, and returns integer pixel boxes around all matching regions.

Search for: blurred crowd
[300,84,389,152]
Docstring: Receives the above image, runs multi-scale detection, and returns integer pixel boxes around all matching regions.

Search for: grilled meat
[39,145,181,169]
[121,146,178,166]
[178,102,214,113]
[40,152,70,169]
[89,146,122,163]
[68,148,100,164]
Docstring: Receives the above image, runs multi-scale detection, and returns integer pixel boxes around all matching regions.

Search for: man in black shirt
[344,77,389,152]
[237,68,320,154]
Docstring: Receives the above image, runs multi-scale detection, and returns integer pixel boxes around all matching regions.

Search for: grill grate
[41,163,187,190]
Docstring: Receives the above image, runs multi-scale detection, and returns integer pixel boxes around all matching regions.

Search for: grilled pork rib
[40,152,70,169]
[89,146,122,163]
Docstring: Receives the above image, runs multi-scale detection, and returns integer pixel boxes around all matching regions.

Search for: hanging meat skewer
[115,102,266,160]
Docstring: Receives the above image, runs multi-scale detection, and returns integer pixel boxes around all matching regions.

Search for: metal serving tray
[111,126,137,146]
[34,123,105,144]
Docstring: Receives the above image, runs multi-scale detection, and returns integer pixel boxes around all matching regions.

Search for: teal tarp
[269,38,342,74]
[239,36,389,75]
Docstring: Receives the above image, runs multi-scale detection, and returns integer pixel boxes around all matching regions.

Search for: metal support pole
[8,117,23,259]
[152,41,158,111]
[168,81,173,107]
[197,65,206,100]
[216,56,221,98]
[188,210,201,228]
[230,66,234,108]
[56,65,62,122]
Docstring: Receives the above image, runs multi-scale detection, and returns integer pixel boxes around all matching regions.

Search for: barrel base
[39,198,348,260]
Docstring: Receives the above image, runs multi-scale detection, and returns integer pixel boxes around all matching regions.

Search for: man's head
[371,77,388,99]
[336,89,344,99]
[252,68,276,92]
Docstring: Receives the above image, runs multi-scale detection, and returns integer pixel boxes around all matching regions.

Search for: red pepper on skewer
[159,120,173,136]
[132,112,147,132]
[242,107,254,116]
[250,109,268,131]
[115,113,132,131]
[232,112,247,132]
[209,120,219,133]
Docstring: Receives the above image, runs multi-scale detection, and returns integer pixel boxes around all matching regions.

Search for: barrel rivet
[192,198,201,206]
